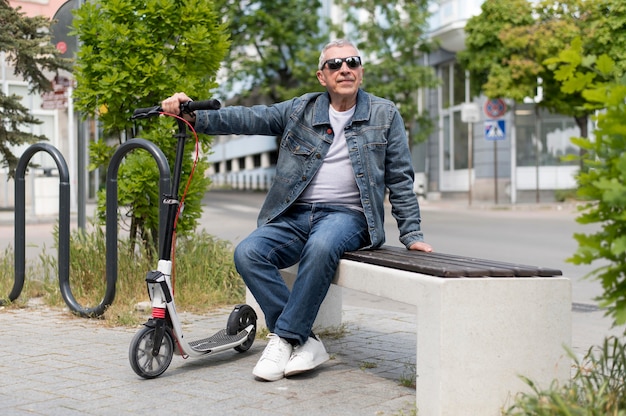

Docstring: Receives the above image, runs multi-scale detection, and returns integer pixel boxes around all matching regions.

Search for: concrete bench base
[246,259,571,416]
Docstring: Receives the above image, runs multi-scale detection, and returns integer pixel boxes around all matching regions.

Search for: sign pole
[494,141,498,204]
[461,102,479,207]
[468,121,473,206]
[483,98,507,205]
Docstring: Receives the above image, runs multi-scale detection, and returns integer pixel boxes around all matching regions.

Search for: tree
[458,0,626,142]
[333,0,438,143]
[213,0,328,104]
[0,0,70,174]
[213,0,437,145]
[72,0,229,251]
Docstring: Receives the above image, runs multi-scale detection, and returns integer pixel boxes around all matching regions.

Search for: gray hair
[318,39,362,70]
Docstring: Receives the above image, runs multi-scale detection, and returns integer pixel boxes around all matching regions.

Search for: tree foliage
[550,40,626,326]
[72,0,229,139]
[0,0,70,174]
[332,0,438,143]
[213,0,436,143]
[213,0,328,103]
[72,0,229,250]
[458,0,626,139]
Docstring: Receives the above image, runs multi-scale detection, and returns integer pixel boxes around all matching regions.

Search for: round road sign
[484,98,507,119]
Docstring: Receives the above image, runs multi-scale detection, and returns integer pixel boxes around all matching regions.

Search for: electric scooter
[128,99,257,379]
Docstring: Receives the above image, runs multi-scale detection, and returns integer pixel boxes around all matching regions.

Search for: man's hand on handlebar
[162,92,192,114]
[162,92,195,122]
[160,92,222,124]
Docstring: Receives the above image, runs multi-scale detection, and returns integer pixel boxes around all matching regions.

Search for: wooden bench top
[342,245,563,278]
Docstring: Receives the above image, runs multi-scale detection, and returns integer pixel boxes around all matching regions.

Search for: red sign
[483,98,507,119]
[56,41,67,54]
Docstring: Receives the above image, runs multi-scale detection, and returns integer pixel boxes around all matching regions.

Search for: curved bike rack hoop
[105,138,171,315]
[2,143,71,307]
[2,140,171,318]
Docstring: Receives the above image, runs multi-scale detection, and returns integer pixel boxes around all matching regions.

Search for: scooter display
[128,100,257,379]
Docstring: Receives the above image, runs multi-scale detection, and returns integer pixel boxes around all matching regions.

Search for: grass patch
[503,335,626,415]
[399,363,416,388]
[255,326,270,340]
[360,361,378,370]
[1,226,244,327]
[316,323,348,340]
[0,245,55,308]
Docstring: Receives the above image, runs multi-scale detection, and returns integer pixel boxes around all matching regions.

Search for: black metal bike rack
[1,140,171,318]
[105,138,171,315]
[1,143,71,307]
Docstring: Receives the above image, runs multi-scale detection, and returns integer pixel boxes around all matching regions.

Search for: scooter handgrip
[132,105,162,119]
[186,99,221,111]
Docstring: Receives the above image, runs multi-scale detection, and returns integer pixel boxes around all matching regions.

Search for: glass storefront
[514,104,579,167]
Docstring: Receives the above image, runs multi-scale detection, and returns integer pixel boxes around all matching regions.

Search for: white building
[422,0,579,204]
[3,0,88,216]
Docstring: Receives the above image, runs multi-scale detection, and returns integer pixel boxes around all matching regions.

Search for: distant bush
[504,336,626,415]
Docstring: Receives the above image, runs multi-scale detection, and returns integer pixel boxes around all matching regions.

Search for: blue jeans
[234,203,369,345]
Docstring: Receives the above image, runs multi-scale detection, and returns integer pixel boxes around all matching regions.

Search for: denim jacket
[195,89,424,249]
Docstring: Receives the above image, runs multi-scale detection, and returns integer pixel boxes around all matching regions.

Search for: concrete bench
[246,246,571,416]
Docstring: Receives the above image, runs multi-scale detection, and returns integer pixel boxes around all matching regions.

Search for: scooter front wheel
[129,325,174,378]
[226,304,257,352]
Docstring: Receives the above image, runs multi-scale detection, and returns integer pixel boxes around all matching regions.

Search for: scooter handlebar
[132,105,162,119]
[131,99,221,120]
[184,99,221,112]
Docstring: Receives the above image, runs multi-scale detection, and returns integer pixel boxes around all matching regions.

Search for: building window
[453,111,468,170]
[443,114,451,170]
[441,62,465,110]
[515,104,579,167]
[269,151,278,165]
[440,61,469,172]
[253,154,261,168]
[442,65,450,109]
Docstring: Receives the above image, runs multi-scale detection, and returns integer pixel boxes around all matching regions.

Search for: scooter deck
[187,328,249,352]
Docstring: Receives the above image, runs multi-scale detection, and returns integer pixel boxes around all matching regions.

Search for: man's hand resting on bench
[409,241,433,253]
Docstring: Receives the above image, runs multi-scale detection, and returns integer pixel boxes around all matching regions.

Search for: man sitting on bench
[161,38,432,382]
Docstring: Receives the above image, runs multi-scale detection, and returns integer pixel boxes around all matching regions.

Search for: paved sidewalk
[1,301,417,416]
[1,292,624,415]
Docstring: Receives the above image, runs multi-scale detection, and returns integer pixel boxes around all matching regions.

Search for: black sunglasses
[322,56,362,71]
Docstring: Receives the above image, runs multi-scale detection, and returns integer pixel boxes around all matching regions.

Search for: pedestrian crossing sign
[485,120,505,141]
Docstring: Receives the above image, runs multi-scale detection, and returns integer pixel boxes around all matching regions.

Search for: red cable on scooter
[158,112,201,295]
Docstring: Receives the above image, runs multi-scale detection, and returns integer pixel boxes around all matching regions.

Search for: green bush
[506,34,626,416]
[546,37,626,325]
[504,336,626,415]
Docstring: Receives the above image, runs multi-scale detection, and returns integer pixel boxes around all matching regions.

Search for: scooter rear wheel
[129,325,174,378]
[226,304,257,352]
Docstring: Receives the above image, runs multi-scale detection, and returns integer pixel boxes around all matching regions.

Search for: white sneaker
[284,335,330,377]
[252,333,293,381]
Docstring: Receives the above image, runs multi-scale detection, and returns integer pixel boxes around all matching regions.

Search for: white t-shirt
[299,106,362,210]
